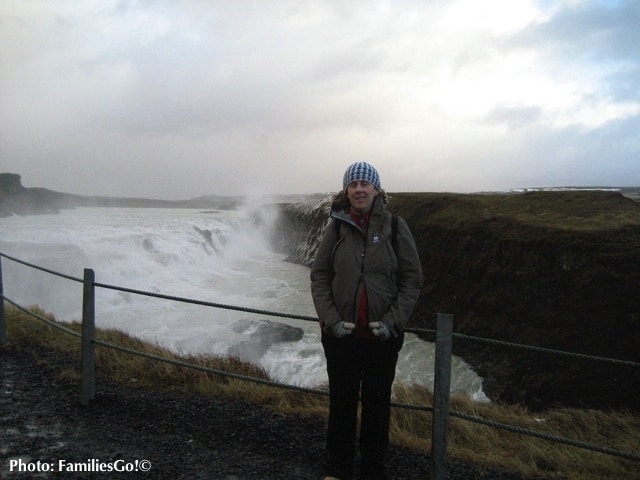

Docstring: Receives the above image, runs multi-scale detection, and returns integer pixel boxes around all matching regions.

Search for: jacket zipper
[353,222,368,326]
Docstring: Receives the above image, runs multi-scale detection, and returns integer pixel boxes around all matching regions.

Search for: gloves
[369,321,392,340]
[328,321,356,338]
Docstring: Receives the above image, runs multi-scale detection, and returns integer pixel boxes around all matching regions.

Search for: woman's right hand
[328,321,356,338]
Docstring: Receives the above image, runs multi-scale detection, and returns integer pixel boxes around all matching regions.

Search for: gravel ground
[1,345,532,480]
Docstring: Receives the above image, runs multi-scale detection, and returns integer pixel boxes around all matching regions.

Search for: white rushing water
[0,205,488,401]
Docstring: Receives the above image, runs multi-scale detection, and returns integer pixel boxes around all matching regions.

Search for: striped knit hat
[342,162,381,191]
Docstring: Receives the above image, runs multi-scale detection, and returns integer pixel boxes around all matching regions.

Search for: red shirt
[350,208,375,339]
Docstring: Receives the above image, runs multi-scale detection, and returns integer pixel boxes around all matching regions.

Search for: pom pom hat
[343,162,381,191]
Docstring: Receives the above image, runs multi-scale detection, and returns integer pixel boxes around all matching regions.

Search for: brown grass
[389,190,640,233]
[4,305,640,480]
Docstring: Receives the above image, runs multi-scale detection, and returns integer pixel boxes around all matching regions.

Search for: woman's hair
[330,189,388,211]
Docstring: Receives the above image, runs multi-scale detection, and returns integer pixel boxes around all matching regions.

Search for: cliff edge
[0,173,67,216]
[389,191,640,411]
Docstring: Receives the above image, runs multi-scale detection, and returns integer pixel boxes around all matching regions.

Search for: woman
[310,162,424,480]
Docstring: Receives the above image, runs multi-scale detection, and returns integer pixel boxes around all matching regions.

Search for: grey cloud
[514,113,640,187]
[603,66,640,103]
[513,0,640,102]
[485,105,543,129]
[517,1,639,60]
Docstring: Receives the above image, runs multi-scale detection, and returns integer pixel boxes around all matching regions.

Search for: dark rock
[229,319,304,362]
[397,192,640,412]
[0,173,26,195]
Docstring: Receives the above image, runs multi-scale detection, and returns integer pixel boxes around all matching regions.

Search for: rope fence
[1,251,639,477]
[6,250,637,368]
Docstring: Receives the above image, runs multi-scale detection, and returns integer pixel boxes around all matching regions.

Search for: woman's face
[346,180,379,214]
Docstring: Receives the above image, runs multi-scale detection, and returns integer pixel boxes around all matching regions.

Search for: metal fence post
[0,256,6,345]
[430,313,453,480]
[81,268,96,406]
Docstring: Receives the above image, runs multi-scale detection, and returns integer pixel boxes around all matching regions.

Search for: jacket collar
[350,207,370,227]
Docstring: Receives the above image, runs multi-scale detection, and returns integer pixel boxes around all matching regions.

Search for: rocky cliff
[0,173,65,216]
[0,173,244,216]
[277,191,640,412]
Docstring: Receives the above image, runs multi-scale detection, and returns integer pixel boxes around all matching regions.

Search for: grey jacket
[310,197,424,337]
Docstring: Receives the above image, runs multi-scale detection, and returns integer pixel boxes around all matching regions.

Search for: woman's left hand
[368,321,391,340]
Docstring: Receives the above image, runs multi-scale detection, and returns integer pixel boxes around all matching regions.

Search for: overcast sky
[1,0,638,200]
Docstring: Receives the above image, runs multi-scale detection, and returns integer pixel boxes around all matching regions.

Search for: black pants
[321,333,403,480]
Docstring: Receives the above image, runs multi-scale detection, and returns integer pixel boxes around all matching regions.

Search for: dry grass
[390,388,640,479]
[390,190,640,234]
[4,305,640,480]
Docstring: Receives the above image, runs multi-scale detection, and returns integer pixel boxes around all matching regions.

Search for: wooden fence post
[430,313,453,480]
[81,268,96,406]
[0,256,6,346]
